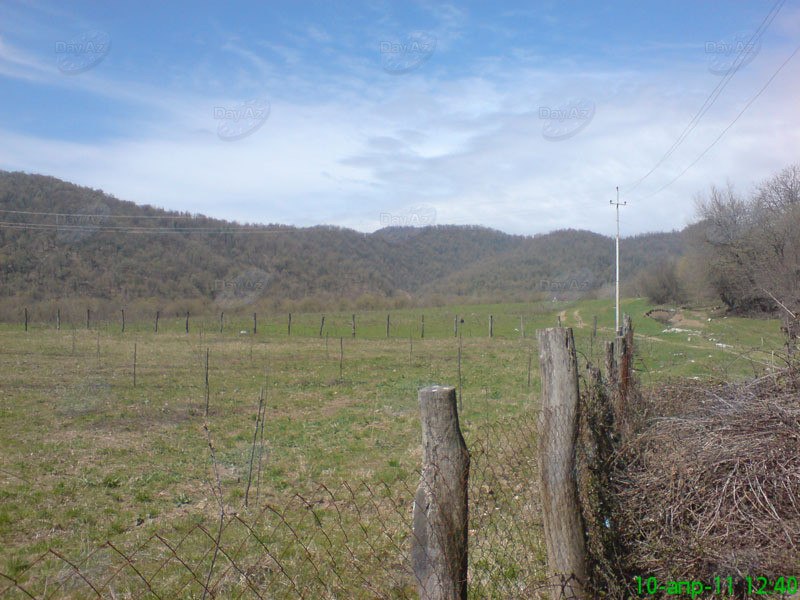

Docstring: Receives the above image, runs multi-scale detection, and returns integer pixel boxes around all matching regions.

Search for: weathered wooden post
[319,315,325,337]
[557,314,562,327]
[155,311,159,333]
[605,341,616,386]
[605,340,618,426]
[57,309,61,331]
[24,308,28,332]
[288,313,292,336]
[421,314,425,339]
[615,316,633,383]
[520,314,524,338]
[253,312,257,334]
[614,314,634,426]
[352,314,356,338]
[592,315,597,337]
[536,327,587,598]
[87,308,91,330]
[185,312,189,333]
[387,314,390,338]
[454,315,458,337]
[133,343,137,388]
[411,385,469,600]
[219,312,224,334]
[489,315,493,337]
[121,309,125,333]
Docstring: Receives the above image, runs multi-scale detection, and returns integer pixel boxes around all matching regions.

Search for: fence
[0,393,551,599]
[532,314,637,599]
[1,315,634,599]
[6,306,563,341]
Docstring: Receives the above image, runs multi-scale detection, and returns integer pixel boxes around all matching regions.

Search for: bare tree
[693,182,761,311]
[693,164,800,347]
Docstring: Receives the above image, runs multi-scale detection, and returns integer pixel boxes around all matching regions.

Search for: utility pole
[610,186,626,335]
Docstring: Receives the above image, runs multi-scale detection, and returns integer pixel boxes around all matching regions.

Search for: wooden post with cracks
[411,385,469,600]
[535,327,587,599]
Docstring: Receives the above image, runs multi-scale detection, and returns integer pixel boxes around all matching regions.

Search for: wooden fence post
[454,315,458,337]
[352,314,356,338]
[121,309,125,333]
[411,385,469,600]
[387,314,390,338]
[421,314,424,339]
[57,309,60,331]
[288,313,292,336]
[535,327,587,598]
[87,308,90,330]
[605,341,616,386]
[319,315,325,337]
[520,315,524,338]
[605,340,618,425]
[614,314,634,426]
[185,312,189,333]
[489,315,493,337]
[219,312,224,334]
[24,308,28,332]
[155,311,159,333]
[253,312,257,334]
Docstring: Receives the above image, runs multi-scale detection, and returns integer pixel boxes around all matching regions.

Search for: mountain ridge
[0,170,686,314]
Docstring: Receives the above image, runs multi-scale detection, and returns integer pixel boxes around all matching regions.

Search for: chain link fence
[1,412,552,599]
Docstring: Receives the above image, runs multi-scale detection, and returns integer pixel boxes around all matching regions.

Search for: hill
[0,170,685,314]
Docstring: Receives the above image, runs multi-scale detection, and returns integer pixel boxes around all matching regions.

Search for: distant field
[0,298,785,596]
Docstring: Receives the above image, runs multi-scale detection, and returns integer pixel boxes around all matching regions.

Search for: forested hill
[0,171,685,311]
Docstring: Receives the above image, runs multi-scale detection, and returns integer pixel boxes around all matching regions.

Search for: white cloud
[2,3,799,238]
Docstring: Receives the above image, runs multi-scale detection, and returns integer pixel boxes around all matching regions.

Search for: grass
[0,297,785,597]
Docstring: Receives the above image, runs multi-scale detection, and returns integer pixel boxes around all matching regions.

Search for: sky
[1,0,799,237]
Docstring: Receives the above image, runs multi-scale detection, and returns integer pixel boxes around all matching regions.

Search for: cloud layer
[1,0,799,236]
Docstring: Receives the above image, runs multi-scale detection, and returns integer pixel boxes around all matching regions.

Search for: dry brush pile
[610,373,800,595]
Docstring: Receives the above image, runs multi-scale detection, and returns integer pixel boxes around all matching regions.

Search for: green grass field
[0,297,785,597]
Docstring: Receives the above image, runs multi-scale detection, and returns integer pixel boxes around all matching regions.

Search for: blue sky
[1,0,799,236]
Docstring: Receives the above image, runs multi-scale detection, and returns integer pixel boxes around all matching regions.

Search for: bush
[636,259,686,305]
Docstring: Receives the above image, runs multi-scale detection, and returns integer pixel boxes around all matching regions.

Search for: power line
[623,0,785,195]
[633,40,800,203]
[0,208,207,219]
[0,221,290,234]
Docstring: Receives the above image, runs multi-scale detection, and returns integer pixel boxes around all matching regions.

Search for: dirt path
[557,308,586,328]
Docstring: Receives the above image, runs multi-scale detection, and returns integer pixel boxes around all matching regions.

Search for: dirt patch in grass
[670,312,706,328]
[646,308,706,329]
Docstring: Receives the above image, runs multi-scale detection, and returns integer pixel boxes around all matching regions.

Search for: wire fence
[0,413,550,599]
